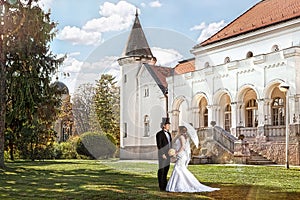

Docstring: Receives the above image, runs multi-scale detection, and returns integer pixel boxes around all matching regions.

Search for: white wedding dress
[166,135,220,193]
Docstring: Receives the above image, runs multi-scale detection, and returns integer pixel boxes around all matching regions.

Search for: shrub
[76,132,116,159]
[52,136,82,159]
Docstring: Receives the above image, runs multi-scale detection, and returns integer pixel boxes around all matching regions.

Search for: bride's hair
[178,126,188,139]
[179,126,187,133]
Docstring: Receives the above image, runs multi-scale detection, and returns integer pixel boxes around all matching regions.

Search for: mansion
[118,0,300,165]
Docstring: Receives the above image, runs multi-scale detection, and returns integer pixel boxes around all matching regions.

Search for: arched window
[204,108,208,127]
[246,51,253,58]
[224,104,231,131]
[199,98,208,128]
[224,57,230,64]
[245,99,258,127]
[144,115,150,137]
[204,62,210,68]
[272,97,285,126]
[272,45,279,52]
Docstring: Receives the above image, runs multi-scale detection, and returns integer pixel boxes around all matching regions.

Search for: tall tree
[72,83,96,134]
[0,0,62,165]
[0,0,8,168]
[94,74,120,144]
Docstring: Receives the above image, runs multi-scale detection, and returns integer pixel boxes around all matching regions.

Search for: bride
[166,126,220,193]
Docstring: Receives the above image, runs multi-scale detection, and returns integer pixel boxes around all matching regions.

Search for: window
[272,97,285,126]
[124,74,127,83]
[224,57,230,64]
[199,98,208,128]
[123,123,127,138]
[144,115,150,137]
[144,87,149,97]
[246,99,258,127]
[272,45,279,52]
[246,51,253,58]
[204,108,208,127]
[204,62,210,68]
[224,104,231,131]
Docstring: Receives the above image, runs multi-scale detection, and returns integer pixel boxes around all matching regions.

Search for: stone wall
[120,145,157,160]
[249,141,299,165]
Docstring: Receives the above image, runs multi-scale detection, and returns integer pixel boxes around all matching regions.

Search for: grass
[0,159,300,200]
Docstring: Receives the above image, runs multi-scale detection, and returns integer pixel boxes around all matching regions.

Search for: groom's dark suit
[156,128,172,191]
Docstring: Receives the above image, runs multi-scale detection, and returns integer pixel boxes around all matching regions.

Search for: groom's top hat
[161,117,170,128]
[162,117,170,124]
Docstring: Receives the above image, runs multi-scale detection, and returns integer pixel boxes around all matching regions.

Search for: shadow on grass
[0,160,300,200]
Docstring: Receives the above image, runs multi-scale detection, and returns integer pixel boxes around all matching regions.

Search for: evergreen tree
[0,0,63,165]
[94,74,120,145]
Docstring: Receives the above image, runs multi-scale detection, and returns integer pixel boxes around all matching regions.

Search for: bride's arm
[175,135,186,156]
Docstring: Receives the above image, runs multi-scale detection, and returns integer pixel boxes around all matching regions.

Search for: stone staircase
[247,150,276,165]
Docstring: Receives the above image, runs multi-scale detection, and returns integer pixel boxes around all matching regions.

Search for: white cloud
[58,55,120,94]
[152,47,183,67]
[62,56,83,73]
[57,1,137,46]
[190,22,206,31]
[191,20,226,43]
[59,46,183,93]
[141,1,162,8]
[149,1,162,8]
[57,26,102,46]
[84,1,136,32]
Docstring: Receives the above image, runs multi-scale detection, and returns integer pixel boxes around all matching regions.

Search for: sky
[38,0,261,95]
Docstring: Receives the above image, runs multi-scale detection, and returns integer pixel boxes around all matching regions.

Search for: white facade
[118,3,300,164]
[169,18,300,136]
[119,58,166,159]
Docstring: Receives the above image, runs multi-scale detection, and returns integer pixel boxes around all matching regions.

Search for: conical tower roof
[122,11,154,58]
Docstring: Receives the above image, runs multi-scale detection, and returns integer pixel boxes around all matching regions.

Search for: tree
[94,74,120,145]
[72,83,96,134]
[0,0,62,165]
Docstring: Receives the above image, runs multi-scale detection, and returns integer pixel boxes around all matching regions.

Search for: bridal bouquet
[168,148,176,157]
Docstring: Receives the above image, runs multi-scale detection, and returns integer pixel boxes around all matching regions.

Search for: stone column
[230,102,237,136]
[264,98,273,125]
[257,98,265,127]
[171,110,180,132]
[256,98,267,142]
[236,101,244,127]
[192,107,200,129]
[207,105,219,127]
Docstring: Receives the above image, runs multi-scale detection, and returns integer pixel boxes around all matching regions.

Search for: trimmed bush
[76,132,116,159]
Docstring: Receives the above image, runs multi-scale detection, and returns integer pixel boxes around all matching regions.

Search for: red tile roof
[144,64,173,94]
[199,0,300,46]
[174,59,195,75]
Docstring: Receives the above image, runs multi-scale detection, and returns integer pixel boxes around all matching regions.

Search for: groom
[156,117,172,191]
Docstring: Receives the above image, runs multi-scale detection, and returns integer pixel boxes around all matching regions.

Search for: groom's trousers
[158,161,170,191]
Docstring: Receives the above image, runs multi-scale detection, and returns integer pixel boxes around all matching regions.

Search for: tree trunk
[9,141,14,161]
[0,37,6,169]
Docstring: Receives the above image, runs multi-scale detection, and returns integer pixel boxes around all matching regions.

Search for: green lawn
[0,159,300,200]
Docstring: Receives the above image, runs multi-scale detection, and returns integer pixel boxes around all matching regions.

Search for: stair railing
[213,126,237,153]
